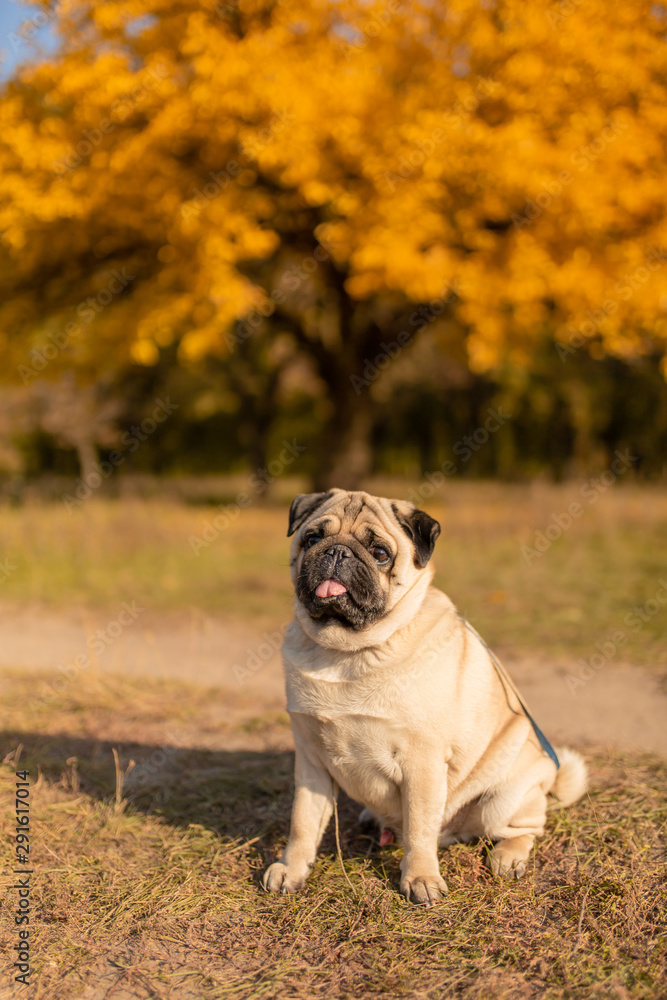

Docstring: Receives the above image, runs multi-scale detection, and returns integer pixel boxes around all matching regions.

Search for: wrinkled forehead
[308,492,397,540]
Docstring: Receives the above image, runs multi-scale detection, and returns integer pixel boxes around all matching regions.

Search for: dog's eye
[371,546,390,563]
[304,535,320,549]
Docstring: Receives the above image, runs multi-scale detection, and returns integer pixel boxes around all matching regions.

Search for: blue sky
[0,0,59,80]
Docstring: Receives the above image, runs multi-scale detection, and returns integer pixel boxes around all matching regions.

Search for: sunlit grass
[0,480,665,664]
[1,667,665,999]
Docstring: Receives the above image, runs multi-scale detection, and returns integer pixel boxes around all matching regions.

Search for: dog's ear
[391,503,441,567]
[287,492,334,537]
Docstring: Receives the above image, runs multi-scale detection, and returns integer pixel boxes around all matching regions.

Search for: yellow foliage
[0,0,666,377]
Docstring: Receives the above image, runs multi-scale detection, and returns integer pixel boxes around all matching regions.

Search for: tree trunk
[312,381,374,491]
[242,410,270,477]
[76,437,99,484]
[272,277,382,492]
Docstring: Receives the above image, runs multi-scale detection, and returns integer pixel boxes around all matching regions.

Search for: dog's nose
[326,545,352,559]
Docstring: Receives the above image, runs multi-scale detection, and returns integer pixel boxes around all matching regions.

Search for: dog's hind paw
[486,835,534,879]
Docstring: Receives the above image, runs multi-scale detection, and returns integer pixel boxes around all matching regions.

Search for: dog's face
[288,489,441,647]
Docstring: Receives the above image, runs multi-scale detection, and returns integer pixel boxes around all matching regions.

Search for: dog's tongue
[315,579,347,598]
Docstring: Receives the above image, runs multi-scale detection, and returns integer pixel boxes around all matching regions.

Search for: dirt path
[2,602,665,756]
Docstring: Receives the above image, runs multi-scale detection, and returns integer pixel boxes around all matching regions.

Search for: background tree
[1,0,666,485]
[0,376,122,482]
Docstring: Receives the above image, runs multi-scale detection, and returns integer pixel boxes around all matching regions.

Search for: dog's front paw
[262,862,307,894]
[400,872,448,907]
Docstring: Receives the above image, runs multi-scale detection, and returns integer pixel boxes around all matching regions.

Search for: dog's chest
[318,712,401,774]
[286,667,406,789]
[285,660,406,722]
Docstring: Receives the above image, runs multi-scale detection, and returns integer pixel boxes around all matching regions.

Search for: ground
[1,607,666,756]
[0,481,665,998]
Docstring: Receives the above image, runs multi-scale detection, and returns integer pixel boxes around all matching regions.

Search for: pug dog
[263,489,587,906]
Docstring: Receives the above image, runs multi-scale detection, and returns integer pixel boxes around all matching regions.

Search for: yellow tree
[1,0,666,485]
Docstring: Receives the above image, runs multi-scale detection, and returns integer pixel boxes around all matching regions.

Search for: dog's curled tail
[550,747,588,807]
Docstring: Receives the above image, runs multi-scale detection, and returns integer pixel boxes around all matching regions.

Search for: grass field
[1,668,666,1000]
[0,479,665,665]
[1,480,665,998]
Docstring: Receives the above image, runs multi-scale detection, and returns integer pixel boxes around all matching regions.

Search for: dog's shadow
[1,729,395,887]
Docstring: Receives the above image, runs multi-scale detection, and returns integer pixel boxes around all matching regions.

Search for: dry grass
[0,480,665,997]
[0,480,665,665]
[1,668,666,1000]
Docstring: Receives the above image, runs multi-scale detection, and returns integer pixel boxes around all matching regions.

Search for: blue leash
[458,614,560,770]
